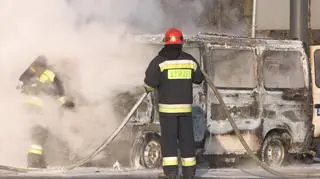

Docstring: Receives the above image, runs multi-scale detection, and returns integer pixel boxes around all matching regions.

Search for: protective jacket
[144,45,204,115]
[18,63,72,108]
[19,67,65,97]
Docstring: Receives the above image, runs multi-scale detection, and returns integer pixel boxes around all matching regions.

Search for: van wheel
[261,132,290,166]
[130,134,162,169]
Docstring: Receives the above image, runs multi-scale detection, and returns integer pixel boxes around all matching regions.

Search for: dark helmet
[29,55,48,74]
[31,55,48,68]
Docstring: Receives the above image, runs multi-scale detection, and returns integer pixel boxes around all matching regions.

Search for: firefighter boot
[181,166,196,179]
[27,145,47,169]
[181,176,194,179]
[27,153,47,168]
[158,173,179,179]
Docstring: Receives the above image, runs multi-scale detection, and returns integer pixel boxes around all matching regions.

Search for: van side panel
[261,50,310,152]
[203,46,261,154]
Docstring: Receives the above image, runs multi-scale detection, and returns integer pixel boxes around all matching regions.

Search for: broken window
[205,49,257,88]
[263,51,305,89]
[315,50,320,88]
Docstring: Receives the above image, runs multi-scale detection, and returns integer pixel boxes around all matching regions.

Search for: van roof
[132,32,304,50]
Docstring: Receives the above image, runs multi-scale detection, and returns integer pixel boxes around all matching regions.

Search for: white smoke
[0,0,246,168]
[0,0,158,167]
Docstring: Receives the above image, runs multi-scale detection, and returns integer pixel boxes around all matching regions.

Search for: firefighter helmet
[163,28,184,45]
[32,55,47,68]
[29,55,48,74]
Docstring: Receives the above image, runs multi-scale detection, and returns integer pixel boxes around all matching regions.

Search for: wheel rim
[264,140,285,165]
[143,140,161,168]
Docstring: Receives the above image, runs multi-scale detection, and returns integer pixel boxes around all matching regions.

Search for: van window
[263,51,304,89]
[184,47,201,61]
[205,49,257,88]
[315,50,320,88]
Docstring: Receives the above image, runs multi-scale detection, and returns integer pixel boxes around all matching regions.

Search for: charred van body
[101,33,314,169]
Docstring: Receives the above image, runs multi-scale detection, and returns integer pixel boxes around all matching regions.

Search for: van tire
[261,132,290,166]
[130,133,162,169]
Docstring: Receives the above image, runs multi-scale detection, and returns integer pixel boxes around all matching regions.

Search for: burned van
[108,33,315,169]
[199,35,313,167]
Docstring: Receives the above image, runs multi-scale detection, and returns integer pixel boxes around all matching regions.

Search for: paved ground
[2,163,320,179]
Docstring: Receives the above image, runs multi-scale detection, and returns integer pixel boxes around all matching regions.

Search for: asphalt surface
[2,163,320,179]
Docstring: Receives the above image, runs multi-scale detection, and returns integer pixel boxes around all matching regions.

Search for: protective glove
[58,96,75,109]
[144,84,154,94]
[16,81,24,90]
[63,100,75,109]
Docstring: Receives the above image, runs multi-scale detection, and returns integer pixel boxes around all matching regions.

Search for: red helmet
[163,28,184,45]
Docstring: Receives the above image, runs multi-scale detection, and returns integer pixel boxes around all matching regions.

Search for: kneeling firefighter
[144,28,204,179]
[17,55,75,168]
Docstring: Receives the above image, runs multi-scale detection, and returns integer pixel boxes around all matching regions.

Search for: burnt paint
[262,109,276,119]
[211,103,259,121]
[281,88,308,101]
[282,110,300,122]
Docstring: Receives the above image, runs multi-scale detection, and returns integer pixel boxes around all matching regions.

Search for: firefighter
[144,28,204,179]
[17,55,75,168]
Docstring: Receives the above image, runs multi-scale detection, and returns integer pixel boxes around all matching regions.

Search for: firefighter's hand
[63,100,75,109]
[144,87,151,94]
[144,85,154,94]
[16,81,24,90]
[58,96,75,109]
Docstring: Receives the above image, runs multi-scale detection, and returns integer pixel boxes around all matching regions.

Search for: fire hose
[200,68,320,178]
[0,92,148,173]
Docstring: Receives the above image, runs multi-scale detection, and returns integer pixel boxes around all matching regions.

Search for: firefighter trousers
[24,102,49,168]
[28,124,49,168]
[159,114,196,178]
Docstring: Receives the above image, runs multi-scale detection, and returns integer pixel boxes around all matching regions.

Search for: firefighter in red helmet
[144,28,204,179]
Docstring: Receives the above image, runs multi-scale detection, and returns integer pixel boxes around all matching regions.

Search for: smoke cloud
[0,0,245,168]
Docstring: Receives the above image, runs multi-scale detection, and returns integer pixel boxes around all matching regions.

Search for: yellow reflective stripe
[161,64,195,72]
[39,70,55,83]
[162,157,178,166]
[28,145,43,155]
[159,60,197,72]
[158,104,192,113]
[159,107,192,113]
[144,84,154,92]
[24,95,44,107]
[181,157,196,167]
[28,149,43,155]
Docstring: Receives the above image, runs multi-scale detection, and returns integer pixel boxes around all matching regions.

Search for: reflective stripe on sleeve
[159,60,197,72]
[158,104,192,113]
[181,157,196,167]
[39,70,55,83]
[162,156,178,166]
